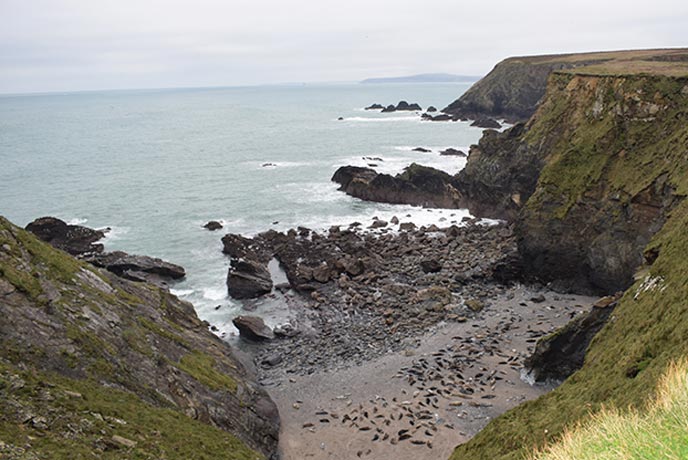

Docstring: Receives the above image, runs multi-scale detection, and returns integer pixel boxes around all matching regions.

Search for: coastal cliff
[442,48,688,122]
[0,217,279,459]
[457,67,688,294]
[449,51,688,459]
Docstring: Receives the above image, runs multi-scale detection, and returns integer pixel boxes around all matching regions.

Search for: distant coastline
[361,73,479,84]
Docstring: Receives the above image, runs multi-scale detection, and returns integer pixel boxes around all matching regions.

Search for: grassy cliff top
[505,48,688,77]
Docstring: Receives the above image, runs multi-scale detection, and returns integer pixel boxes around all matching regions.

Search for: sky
[1,0,687,94]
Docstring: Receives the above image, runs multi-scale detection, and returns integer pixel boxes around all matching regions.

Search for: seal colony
[219,218,597,459]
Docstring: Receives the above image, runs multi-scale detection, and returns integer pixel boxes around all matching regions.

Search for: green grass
[532,359,688,460]
[0,361,260,460]
[449,199,688,460]
[174,351,238,393]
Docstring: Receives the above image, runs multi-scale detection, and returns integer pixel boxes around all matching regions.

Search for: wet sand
[265,285,595,459]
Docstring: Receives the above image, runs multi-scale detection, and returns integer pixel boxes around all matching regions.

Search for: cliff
[442,48,688,122]
[449,52,688,459]
[0,217,279,459]
[456,57,688,293]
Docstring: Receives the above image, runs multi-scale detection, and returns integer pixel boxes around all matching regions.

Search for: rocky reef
[332,163,463,208]
[0,217,279,459]
[25,217,186,289]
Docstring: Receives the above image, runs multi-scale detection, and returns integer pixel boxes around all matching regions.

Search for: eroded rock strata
[0,217,279,459]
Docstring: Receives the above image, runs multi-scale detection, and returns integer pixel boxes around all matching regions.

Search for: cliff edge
[442,48,688,123]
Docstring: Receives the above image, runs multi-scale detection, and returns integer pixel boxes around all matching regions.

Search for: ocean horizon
[0,81,486,336]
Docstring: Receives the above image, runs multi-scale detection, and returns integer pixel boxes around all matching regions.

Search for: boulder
[227,259,273,299]
[412,147,431,153]
[381,104,397,113]
[26,216,105,256]
[470,117,502,129]
[369,220,388,229]
[365,103,384,110]
[203,221,223,231]
[426,106,437,112]
[232,316,275,341]
[420,259,442,273]
[439,148,467,157]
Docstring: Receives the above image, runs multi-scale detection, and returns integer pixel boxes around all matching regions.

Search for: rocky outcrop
[0,216,279,459]
[439,148,466,157]
[227,258,273,299]
[204,220,223,231]
[470,117,502,129]
[455,123,544,221]
[83,251,186,288]
[25,216,105,255]
[524,295,620,382]
[332,163,464,209]
[381,101,422,112]
[26,217,186,289]
[365,103,384,110]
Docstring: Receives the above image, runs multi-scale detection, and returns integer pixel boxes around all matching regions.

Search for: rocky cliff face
[456,70,688,294]
[0,217,279,459]
[442,49,688,123]
[448,51,688,460]
[517,72,687,293]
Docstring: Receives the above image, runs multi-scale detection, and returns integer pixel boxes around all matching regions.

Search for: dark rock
[412,147,431,153]
[332,163,464,209]
[369,220,388,229]
[233,316,275,341]
[85,251,186,287]
[261,354,283,367]
[395,101,422,111]
[203,221,223,231]
[365,103,384,110]
[399,222,417,232]
[530,294,546,303]
[454,123,541,221]
[470,117,502,129]
[262,162,276,167]
[425,113,455,122]
[381,101,422,112]
[26,216,105,256]
[524,296,620,382]
[227,259,273,299]
[338,117,344,121]
[426,106,437,112]
[420,259,442,273]
[439,148,467,157]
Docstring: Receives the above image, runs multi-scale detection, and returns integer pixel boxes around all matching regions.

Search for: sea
[0,82,489,337]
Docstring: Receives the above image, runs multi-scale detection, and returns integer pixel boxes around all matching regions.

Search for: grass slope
[532,359,688,460]
[450,198,688,460]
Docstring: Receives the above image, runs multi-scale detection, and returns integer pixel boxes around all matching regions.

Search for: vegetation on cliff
[442,48,688,122]
[449,53,688,460]
[0,217,278,459]
[533,359,688,460]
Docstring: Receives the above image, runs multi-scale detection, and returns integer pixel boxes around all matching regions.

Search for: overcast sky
[1,0,686,93]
